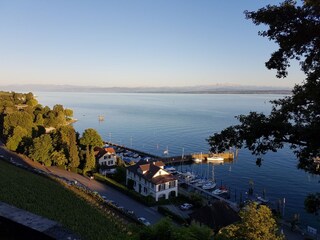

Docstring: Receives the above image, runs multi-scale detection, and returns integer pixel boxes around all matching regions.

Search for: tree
[57,126,80,168]
[83,146,96,173]
[80,128,103,149]
[29,134,53,166]
[208,1,320,173]
[6,126,28,151]
[304,193,320,215]
[139,217,212,240]
[51,150,68,167]
[215,202,284,240]
[3,111,34,137]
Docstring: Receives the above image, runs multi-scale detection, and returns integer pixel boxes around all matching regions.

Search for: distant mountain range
[0,84,292,94]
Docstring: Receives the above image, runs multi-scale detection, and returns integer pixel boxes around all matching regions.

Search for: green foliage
[84,146,96,173]
[139,217,212,240]
[0,160,132,240]
[6,126,28,151]
[215,202,284,240]
[80,128,103,149]
[304,192,320,215]
[29,134,53,166]
[3,111,34,136]
[208,0,320,174]
[112,166,127,184]
[51,150,68,166]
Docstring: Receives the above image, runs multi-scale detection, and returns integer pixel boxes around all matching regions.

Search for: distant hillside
[0,84,292,94]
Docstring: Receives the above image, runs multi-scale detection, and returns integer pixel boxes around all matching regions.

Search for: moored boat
[202,181,216,190]
[207,155,224,162]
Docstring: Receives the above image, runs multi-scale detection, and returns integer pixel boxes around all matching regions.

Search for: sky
[0,0,305,88]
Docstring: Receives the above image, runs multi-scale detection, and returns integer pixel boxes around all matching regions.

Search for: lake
[36,92,320,229]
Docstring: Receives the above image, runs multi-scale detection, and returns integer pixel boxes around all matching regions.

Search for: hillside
[0,159,134,240]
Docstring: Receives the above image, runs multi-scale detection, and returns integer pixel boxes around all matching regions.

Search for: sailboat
[202,164,216,190]
[163,146,169,155]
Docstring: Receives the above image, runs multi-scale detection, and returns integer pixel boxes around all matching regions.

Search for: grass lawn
[0,160,136,240]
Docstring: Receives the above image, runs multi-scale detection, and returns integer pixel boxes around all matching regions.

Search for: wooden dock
[104,141,235,165]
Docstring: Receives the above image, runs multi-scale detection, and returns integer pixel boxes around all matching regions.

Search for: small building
[126,161,178,201]
[94,147,117,175]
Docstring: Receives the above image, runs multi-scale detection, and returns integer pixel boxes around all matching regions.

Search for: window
[144,187,147,193]
[169,181,176,188]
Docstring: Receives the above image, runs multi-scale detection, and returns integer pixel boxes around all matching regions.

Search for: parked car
[180,203,193,210]
[138,217,151,226]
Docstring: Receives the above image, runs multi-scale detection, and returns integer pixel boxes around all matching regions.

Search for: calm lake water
[36,92,320,229]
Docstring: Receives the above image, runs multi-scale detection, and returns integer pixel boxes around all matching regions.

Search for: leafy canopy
[215,202,284,240]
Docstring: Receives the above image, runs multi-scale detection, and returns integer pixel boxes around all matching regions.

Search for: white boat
[165,166,177,174]
[193,158,202,163]
[193,152,203,163]
[207,155,224,162]
[179,171,196,181]
[212,187,228,195]
[256,196,269,203]
[202,181,216,190]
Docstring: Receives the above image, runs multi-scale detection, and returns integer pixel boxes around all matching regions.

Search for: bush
[94,173,156,206]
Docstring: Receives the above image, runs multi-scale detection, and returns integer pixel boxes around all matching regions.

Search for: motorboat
[207,155,224,162]
[165,166,177,175]
[193,158,202,163]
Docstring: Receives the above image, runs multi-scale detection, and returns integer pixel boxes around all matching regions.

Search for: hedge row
[93,173,156,206]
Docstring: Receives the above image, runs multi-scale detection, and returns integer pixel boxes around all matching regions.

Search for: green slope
[0,160,133,240]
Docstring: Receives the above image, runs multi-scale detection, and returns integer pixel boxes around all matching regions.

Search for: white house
[126,161,178,201]
[94,147,117,175]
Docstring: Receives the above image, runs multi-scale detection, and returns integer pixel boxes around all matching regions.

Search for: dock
[179,178,239,212]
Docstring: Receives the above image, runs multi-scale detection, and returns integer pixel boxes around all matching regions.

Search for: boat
[165,166,177,174]
[212,186,228,195]
[256,196,269,204]
[179,171,196,181]
[193,158,202,163]
[207,155,224,162]
[202,181,216,190]
[194,179,206,187]
[193,152,203,163]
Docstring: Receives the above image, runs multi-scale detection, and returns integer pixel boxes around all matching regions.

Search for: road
[0,142,163,225]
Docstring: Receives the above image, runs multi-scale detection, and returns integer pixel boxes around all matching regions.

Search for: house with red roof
[126,161,178,201]
[94,146,117,175]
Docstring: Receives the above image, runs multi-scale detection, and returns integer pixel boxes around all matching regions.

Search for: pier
[179,178,239,212]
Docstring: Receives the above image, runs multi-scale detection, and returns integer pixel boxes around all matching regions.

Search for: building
[94,147,117,175]
[126,161,178,201]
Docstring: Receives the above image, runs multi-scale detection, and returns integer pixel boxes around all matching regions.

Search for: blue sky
[0,0,304,88]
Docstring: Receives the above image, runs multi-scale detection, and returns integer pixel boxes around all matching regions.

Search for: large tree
[207,0,320,213]
[80,128,103,149]
[29,134,53,166]
[215,202,283,240]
